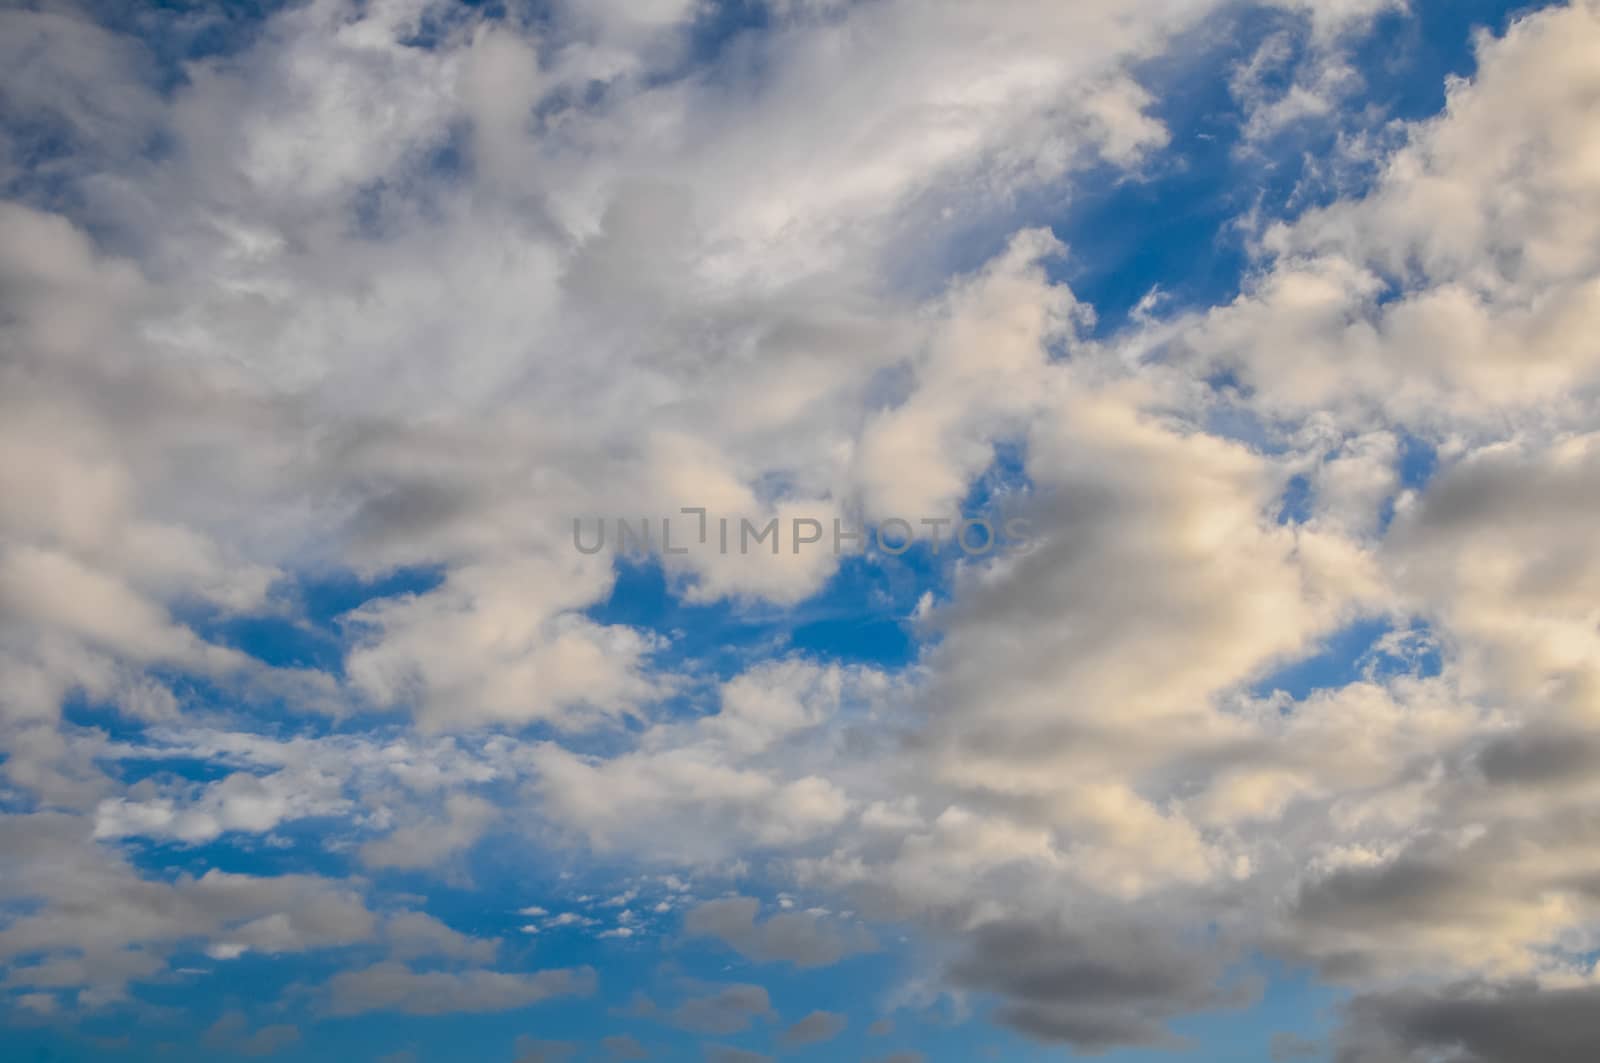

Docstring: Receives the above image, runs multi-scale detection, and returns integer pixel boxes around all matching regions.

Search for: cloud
[0,823,383,1000]
[239,1023,302,1058]
[683,897,874,969]
[644,984,776,1036]
[704,1048,773,1063]
[358,792,499,871]
[324,962,596,1017]
[92,766,350,843]
[1270,1031,1321,1061]
[1282,814,1600,980]
[1337,981,1600,1063]
[4,0,1600,1055]
[602,1034,650,1060]
[528,662,891,864]
[780,1010,847,1047]
[1181,0,1600,424]
[203,1011,301,1057]
[513,1038,578,1063]
[343,561,664,730]
[384,911,499,964]
[946,918,1257,1051]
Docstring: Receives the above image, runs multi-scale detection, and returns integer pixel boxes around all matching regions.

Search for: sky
[2,0,1600,1061]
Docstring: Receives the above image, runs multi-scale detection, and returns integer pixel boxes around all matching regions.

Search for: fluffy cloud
[528,661,890,862]
[1184,0,1600,424]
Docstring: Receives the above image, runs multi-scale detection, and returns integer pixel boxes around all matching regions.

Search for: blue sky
[4,1,1600,1062]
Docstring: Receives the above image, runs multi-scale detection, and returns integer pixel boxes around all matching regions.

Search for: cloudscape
[3,1,1600,1060]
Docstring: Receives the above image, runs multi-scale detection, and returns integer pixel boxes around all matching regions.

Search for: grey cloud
[0,7,161,168]
[239,1024,301,1058]
[705,1048,773,1063]
[1475,728,1600,787]
[602,1034,650,1060]
[780,1010,846,1047]
[667,984,776,1036]
[683,897,874,968]
[4,0,1600,1055]
[324,962,596,1017]
[947,919,1256,1052]
[1337,981,1600,1063]
[1281,811,1600,980]
[202,1012,301,1058]
[513,1037,578,1063]
[203,1011,250,1049]
[0,818,383,998]
[1293,855,1481,934]
[384,910,499,964]
[1269,1031,1321,1061]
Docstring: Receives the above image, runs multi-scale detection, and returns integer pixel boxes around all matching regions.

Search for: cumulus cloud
[1184,0,1600,424]
[92,765,350,843]
[528,661,891,863]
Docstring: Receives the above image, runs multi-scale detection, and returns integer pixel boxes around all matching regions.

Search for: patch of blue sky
[1140,959,1341,1063]
[174,563,445,677]
[1350,0,1565,124]
[119,815,365,883]
[1376,431,1443,526]
[103,567,447,753]
[349,120,475,237]
[1252,615,1443,704]
[1044,0,1564,341]
[583,451,1037,696]
[1274,431,1439,531]
[30,885,935,1062]
[78,0,299,91]
[683,0,773,71]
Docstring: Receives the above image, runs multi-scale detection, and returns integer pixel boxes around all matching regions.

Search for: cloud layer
[3,0,1600,1059]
